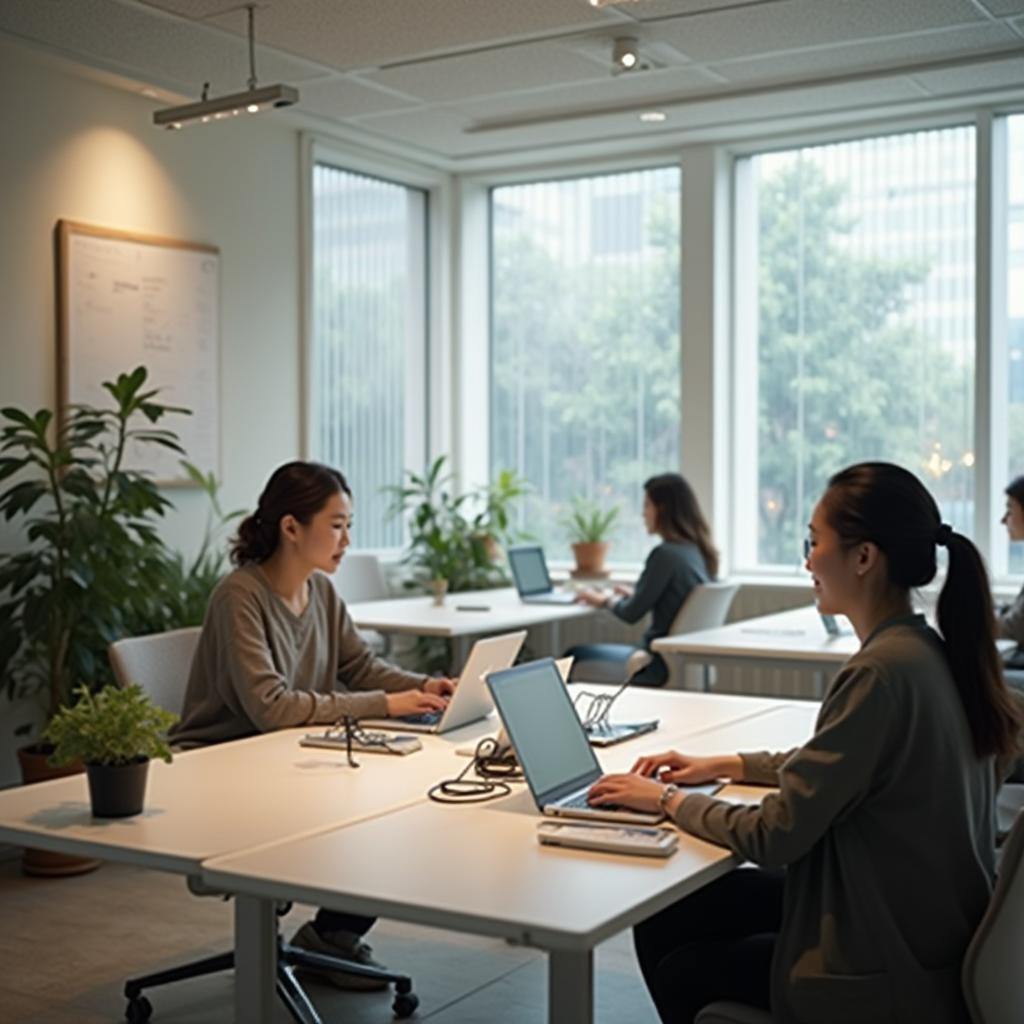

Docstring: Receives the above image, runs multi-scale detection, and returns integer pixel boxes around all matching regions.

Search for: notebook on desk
[360,630,527,734]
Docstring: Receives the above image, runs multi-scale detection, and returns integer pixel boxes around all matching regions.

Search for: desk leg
[549,621,561,659]
[235,895,276,1024]
[454,635,472,668]
[549,949,593,1024]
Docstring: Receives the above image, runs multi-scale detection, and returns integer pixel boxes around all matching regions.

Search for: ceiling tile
[653,0,987,63]
[621,0,785,19]
[141,0,622,71]
[296,76,422,120]
[910,54,1024,93]
[349,106,481,156]
[0,0,329,96]
[976,0,1024,14]
[710,23,1018,84]
[363,40,609,104]
[449,66,722,122]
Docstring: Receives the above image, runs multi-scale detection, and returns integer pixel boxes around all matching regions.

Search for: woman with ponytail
[172,461,454,987]
[589,462,1019,1024]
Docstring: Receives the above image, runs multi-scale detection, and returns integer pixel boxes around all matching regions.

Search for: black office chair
[108,632,419,1023]
[122,899,418,1023]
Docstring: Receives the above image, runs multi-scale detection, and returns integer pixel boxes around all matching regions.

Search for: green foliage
[45,683,177,767]
[0,367,231,726]
[561,496,620,544]
[385,455,528,593]
[755,159,969,565]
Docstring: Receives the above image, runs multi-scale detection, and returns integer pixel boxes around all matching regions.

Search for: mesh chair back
[963,811,1024,1024]
[108,627,201,716]
[668,581,739,636]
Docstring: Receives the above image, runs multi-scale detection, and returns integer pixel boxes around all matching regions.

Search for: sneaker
[289,922,390,991]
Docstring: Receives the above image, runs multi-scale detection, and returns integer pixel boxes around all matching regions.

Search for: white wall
[0,38,305,786]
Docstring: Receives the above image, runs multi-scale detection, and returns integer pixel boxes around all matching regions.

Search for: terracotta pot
[571,541,609,577]
[16,745,101,877]
[429,577,449,606]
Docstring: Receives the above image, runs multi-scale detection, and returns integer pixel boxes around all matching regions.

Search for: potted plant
[0,367,220,870]
[45,683,177,817]
[562,496,621,578]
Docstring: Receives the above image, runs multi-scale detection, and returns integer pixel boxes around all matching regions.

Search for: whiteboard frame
[56,219,221,487]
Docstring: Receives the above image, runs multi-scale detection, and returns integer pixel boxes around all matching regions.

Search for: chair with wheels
[108,629,418,1023]
[625,580,740,690]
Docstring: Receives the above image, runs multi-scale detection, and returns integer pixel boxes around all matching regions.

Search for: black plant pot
[85,757,150,818]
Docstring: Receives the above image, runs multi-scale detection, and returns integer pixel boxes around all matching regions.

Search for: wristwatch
[658,783,680,815]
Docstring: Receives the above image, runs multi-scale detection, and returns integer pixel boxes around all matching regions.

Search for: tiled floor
[0,856,660,1023]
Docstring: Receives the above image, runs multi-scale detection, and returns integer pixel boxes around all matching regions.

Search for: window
[1004,114,1024,574]
[734,127,976,570]
[310,163,427,550]
[490,168,682,562]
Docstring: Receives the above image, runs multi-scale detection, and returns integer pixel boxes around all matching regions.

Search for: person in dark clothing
[568,473,718,686]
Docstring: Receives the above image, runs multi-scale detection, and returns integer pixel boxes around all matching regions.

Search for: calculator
[536,821,678,858]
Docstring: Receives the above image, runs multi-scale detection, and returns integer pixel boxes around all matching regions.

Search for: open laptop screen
[508,546,553,597]
[486,659,599,805]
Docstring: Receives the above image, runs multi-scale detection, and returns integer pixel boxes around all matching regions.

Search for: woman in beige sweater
[172,460,454,989]
[590,462,1019,1024]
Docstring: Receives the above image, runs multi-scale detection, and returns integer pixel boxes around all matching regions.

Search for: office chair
[695,813,1024,1024]
[625,581,740,690]
[108,629,418,1023]
[331,551,392,655]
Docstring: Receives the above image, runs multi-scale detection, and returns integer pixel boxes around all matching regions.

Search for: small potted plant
[562,497,621,578]
[45,683,178,818]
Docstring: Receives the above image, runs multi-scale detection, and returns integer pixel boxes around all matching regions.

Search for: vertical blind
[311,163,427,550]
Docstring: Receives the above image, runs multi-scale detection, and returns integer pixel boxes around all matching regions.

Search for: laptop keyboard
[561,791,623,811]
[398,711,443,726]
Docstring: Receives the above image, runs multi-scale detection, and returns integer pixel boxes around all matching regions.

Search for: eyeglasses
[803,536,811,561]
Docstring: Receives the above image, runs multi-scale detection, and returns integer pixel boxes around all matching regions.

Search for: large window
[1004,114,1024,574]
[735,127,976,570]
[310,163,427,550]
[490,168,682,562]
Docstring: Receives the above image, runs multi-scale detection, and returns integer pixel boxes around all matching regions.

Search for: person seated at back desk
[568,473,717,687]
[997,474,1024,678]
[171,460,455,990]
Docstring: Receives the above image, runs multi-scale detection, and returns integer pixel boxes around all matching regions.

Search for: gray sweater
[675,614,996,1024]
[170,564,429,748]
[611,540,709,649]
[997,584,1024,647]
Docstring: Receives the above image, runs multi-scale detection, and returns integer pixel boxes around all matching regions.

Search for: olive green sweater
[170,564,429,748]
[675,614,996,1024]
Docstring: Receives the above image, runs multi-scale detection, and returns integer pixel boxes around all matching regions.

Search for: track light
[153,5,299,129]
[612,37,640,73]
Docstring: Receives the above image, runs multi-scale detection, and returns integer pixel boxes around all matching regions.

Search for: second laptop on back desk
[507,545,577,604]
[360,630,527,734]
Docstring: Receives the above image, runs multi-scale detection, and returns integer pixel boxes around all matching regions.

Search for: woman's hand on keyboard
[424,677,456,697]
[587,773,664,814]
[631,751,742,785]
[386,689,449,717]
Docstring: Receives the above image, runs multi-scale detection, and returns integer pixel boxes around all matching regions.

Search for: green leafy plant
[45,683,177,767]
[385,455,528,593]
[0,367,229,733]
[561,496,621,544]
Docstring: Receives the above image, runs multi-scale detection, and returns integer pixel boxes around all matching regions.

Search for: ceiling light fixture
[638,110,667,123]
[153,4,299,130]
[612,37,640,73]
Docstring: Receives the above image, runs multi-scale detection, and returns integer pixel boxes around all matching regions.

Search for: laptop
[361,630,527,734]
[507,546,577,605]
[485,658,667,825]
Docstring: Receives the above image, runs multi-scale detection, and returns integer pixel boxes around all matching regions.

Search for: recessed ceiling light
[612,37,641,73]
[639,111,667,123]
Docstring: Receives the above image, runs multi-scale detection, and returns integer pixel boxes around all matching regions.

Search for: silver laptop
[361,630,526,734]
[485,658,665,825]
[507,545,576,604]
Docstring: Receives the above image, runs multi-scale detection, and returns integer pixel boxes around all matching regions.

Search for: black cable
[427,736,524,804]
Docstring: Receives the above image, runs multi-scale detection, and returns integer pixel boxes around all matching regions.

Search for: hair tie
[935,523,954,547]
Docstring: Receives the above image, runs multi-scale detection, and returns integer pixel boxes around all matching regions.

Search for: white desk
[205,702,817,1024]
[348,586,595,662]
[653,605,1017,698]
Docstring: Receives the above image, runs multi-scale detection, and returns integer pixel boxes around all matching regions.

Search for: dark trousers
[567,642,669,687]
[633,867,783,1024]
[313,909,375,938]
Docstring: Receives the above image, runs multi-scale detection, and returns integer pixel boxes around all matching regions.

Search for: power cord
[428,736,525,804]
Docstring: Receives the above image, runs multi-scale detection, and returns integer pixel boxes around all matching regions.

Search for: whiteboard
[58,220,220,485]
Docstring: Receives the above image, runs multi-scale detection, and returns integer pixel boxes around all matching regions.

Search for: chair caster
[125,995,153,1023]
[392,992,419,1018]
